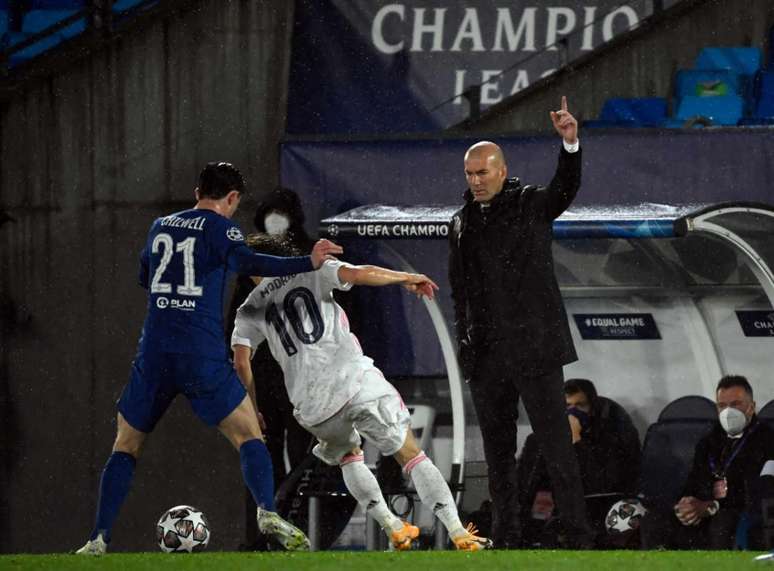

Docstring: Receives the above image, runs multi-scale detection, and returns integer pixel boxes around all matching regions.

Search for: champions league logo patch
[226,227,244,242]
[327,224,339,237]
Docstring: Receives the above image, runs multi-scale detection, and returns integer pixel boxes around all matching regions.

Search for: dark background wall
[0,0,294,553]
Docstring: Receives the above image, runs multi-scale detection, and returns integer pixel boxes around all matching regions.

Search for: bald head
[464,141,506,168]
[464,141,508,203]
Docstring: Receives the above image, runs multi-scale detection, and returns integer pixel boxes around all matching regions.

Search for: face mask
[264,212,290,236]
[566,407,591,431]
[719,407,748,437]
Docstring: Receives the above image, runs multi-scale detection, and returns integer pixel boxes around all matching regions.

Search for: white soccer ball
[605,498,647,534]
[156,505,211,552]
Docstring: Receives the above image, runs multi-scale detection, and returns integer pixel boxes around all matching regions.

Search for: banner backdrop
[279,129,774,376]
[287,0,678,134]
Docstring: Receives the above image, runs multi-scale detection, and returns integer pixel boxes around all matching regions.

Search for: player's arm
[337,264,439,300]
[232,344,264,430]
[228,239,343,276]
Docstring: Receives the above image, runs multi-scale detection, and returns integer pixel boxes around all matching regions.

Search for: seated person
[518,378,641,547]
[640,375,774,550]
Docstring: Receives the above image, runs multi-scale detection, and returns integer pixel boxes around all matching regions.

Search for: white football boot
[75,533,107,555]
[257,508,310,551]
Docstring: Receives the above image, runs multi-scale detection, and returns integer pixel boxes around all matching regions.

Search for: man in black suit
[448,97,592,549]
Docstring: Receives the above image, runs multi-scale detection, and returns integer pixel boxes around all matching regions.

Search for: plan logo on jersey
[155,296,196,311]
[226,227,244,242]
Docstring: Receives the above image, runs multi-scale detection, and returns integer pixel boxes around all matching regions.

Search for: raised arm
[546,96,582,220]
[337,264,439,300]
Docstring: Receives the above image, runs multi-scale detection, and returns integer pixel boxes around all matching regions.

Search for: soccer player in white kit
[231,235,491,551]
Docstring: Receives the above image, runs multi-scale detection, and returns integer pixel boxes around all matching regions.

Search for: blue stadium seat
[639,419,715,510]
[112,0,148,11]
[754,71,774,118]
[658,395,717,421]
[8,31,65,64]
[585,97,667,128]
[0,10,8,38]
[22,9,78,34]
[674,94,744,126]
[695,47,762,77]
[29,0,85,8]
[675,69,742,98]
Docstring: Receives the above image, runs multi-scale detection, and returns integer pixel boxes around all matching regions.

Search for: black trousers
[640,506,741,549]
[468,341,592,548]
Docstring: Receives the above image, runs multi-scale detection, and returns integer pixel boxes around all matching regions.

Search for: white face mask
[719,407,748,437]
[264,212,290,236]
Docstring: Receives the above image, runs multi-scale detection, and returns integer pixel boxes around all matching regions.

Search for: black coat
[682,416,774,513]
[448,146,581,375]
[518,396,642,513]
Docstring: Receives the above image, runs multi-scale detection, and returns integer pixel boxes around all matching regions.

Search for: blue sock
[240,439,275,512]
[91,451,136,542]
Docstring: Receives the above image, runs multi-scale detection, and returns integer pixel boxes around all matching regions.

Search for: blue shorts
[117,351,247,433]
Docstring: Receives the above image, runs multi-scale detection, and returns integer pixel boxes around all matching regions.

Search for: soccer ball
[605,498,646,534]
[156,505,211,552]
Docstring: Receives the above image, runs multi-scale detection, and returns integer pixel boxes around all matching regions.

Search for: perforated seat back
[639,419,715,509]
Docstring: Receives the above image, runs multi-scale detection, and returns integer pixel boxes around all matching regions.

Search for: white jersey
[231,259,374,426]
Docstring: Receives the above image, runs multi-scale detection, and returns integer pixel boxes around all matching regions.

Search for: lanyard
[709,422,758,478]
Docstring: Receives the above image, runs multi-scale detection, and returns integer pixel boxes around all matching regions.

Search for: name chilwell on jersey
[159,215,207,231]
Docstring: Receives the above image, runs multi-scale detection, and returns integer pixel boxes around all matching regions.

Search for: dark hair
[253,187,313,248]
[564,378,598,402]
[716,375,753,399]
[197,162,246,199]
[245,233,302,257]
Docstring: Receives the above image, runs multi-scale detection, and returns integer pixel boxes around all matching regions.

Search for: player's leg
[78,354,172,555]
[303,409,414,550]
[77,413,148,555]
[394,431,490,551]
[215,392,309,551]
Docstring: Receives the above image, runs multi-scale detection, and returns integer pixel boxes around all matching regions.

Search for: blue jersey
[137,208,313,358]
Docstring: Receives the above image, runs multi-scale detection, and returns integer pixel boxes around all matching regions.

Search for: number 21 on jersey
[150,232,203,296]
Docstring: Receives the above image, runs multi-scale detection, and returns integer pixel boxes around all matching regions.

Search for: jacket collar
[462,177,523,205]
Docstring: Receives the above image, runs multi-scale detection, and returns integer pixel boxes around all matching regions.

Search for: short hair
[564,378,598,402]
[716,375,753,399]
[245,233,302,257]
[198,162,246,199]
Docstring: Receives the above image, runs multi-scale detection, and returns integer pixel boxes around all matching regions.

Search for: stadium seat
[638,419,715,510]
[675,69,743,98]
[759,399,774,421]
[584,97,667,128]
[694,47,762,77]
[754,71,774,118]
[658,395,717,421]
[674,94,744,126]
[22,9,83,39]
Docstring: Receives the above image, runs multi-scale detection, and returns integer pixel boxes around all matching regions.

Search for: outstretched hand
[402,273,439,300]
[311,239,343,268]
[550,96,578,145]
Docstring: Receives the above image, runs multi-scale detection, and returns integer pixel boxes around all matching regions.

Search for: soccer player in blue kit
[76,162,342,554]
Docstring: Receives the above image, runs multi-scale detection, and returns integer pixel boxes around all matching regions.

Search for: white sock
[340,454,403,535]
[405,452,466,538]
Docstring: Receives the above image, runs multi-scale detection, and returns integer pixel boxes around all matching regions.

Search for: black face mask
[566,407,592,431]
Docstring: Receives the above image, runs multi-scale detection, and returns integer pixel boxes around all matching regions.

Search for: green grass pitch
[0,550,769,570]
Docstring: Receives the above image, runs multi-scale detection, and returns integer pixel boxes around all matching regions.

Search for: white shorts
[299,369,411,466]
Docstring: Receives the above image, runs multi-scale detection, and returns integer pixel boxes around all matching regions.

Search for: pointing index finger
[561,96,568,112]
